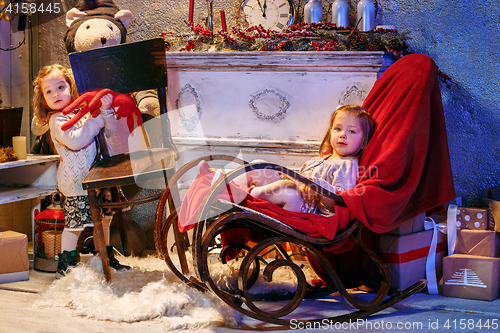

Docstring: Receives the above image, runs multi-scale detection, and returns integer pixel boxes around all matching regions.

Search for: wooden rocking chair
[154,54,455,327]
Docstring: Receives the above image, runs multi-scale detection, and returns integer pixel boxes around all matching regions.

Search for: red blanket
[178,53,455,247]
[178,162,350,242]
[341,53,455,233]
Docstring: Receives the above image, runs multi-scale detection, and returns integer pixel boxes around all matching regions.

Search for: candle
[189,0,194,24]
[12,136,27,160]
[220,10,227,32]
[376,25,397,30]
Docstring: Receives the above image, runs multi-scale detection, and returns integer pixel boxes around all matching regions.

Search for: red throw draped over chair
[154,53,455,327]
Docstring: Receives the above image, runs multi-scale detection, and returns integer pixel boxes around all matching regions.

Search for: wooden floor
[2,253,500,333]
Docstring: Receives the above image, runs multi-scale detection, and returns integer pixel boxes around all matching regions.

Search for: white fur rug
[35,253,318,330]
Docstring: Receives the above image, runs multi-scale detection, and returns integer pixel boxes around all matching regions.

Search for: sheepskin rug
[35,253,319,330]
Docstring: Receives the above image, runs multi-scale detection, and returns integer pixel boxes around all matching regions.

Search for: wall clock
[238,0,295,31]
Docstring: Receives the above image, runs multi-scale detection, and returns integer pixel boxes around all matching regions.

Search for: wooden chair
[153,54,455,327]
[69,38,178,281]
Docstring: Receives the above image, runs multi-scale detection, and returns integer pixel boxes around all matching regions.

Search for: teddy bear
[64,0,160,121]
[63,0,161,155]
[64,0,131,53]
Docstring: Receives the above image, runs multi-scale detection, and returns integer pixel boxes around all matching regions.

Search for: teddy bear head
[64,0,132,53]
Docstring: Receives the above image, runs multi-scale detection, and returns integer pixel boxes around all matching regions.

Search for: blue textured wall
[375,0,500,205]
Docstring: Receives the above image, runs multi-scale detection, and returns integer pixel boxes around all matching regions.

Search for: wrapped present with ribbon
[428,195,467,224]
[387,213,426,235]
[455,207,489,230]
[378,226,447,291]
[443,254,500,301]
[425,204,499,295]
[455,229,500,257]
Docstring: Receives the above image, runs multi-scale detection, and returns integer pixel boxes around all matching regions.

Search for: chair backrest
[69,37,167,94]
[69,38,176,153]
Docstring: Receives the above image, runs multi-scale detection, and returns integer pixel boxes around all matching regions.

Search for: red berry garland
[160,23,451,86]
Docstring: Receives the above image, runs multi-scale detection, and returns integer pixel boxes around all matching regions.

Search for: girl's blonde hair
[32,64,78,124]
[318,105,375,158]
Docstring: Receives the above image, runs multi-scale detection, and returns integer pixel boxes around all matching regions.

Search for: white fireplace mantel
[166,51,395,72]
[165,51,395,170]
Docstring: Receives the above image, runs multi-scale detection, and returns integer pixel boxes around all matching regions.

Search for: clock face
[239,0,294,31]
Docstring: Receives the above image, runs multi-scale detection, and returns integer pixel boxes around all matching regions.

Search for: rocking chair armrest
[164,154,249,192]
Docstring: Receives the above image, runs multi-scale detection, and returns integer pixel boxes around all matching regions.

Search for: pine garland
[0,147,19,163]
[160,22,451,86]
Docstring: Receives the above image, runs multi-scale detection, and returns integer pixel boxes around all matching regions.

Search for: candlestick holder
[204,0,213,33]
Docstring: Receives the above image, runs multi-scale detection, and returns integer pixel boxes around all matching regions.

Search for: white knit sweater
[49,108,116,197]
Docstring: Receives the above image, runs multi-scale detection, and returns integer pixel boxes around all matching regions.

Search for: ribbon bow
[424,204,458,295]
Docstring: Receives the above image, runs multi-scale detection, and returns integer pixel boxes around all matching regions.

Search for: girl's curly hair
[32,64,78,125]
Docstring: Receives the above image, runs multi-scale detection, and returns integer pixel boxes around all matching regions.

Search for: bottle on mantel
[356,0,375,31]
[304,0,323,23]
[331,0,349,28]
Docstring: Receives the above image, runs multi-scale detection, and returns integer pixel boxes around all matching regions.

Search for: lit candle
[220,10,227,32]
[189,0,194,24]
[12,136,27,160]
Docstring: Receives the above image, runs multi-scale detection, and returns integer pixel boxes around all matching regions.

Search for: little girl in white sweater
[32,64,127,276]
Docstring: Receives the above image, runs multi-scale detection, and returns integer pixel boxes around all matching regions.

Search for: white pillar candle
[12,136,27,160]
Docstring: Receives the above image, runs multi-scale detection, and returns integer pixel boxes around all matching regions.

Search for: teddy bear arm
[131,89,160,117]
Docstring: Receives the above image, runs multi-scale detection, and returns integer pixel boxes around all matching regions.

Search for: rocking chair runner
[154,53,455,326]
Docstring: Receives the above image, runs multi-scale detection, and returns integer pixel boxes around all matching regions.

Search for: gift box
[0,229,29,284]
[484,188,500,201]
[454,230,500,257]
[488,200,500,233]
[428,195,467,224]
[443,254,500,301]
[378,229,447,290]
[455,207,489,230]
[387,213,425,235]
[482,188,500,232]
